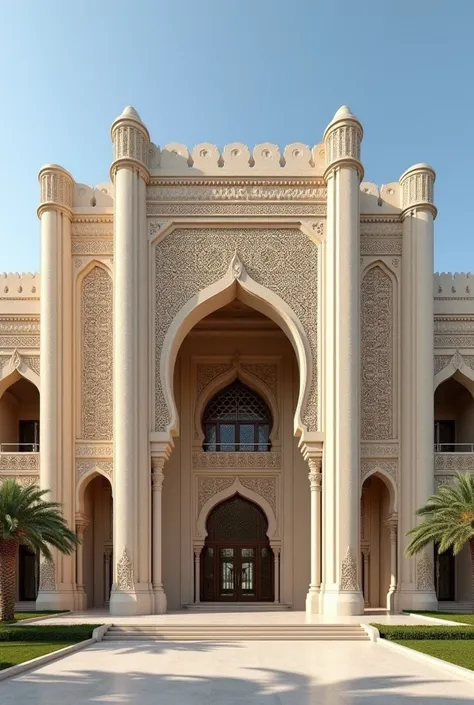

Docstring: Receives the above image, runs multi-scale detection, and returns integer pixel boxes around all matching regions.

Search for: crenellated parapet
[399,163,436,219]
[0,273,39,299]
[37,164,74,218]
[148,141,326,175]
[434,272,474,297]
[110,106,150,183]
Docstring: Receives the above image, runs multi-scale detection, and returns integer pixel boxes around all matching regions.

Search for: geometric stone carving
[360,237,402,255]
[192,451,281,470]
[340,547,359,591]
[75,443,113,458]
[434,349,474,377]
[148,203,326,217]
[241,363,278,399]
[38,558,56,591]
[197,474,277,515]
[81,266,113,440]
[361,459,398,483]
[435,475,456,490]
[416,551,435,591]
[196,363,232,396]
[360,442,399,458]
[434,453,474,472]
[76,460,113,482]
[114,548,134,591]
[361,266,394,440]
[0,453,39,471]
[155,228,318,432]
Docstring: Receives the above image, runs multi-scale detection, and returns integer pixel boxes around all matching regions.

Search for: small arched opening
[201,494,274,602]
[81,473,113,608]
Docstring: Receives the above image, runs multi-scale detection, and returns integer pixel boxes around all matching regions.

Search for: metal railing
[434,443,474,453]
[0,443,40,453]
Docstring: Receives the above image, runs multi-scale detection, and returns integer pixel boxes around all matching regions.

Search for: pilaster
[36,165,76,612]
[321,106,364,616]
[109,106,153,616]
[398,164,438,612]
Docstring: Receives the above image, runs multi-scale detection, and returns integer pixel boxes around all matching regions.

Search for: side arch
[194,366,280,446]
[76,465,113,515]
[0,354,40,400]
[434,353,474,399]
[196,477,277,540]
[160,254,312,440]
[361,466,397,513]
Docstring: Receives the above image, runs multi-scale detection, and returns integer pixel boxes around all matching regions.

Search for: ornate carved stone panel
[192,452,281,469]
[340,547,359,591]
[196,363,233,396]
[155,228,318,432]
[361,266,394,440]
[361,459,398,483]
[416,552,435,591]
[81,267,113,440]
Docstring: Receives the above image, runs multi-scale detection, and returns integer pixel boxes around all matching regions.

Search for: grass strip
[414,612,474,626]
[371,623,474,640]
[395,639,474,672]
[0,641,75,671]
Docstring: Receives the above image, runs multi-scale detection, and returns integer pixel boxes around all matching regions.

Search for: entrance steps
[103,624,369,641]
[183,602,290,612]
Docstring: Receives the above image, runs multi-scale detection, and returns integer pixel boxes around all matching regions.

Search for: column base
[36,590,76,612]
[109,586,154,616]
[75,587,87,612]
[153,585,167,614]
[305,587,321,615]
[386,588,396,614]
[395,589,438,613]
[321,587,365,616]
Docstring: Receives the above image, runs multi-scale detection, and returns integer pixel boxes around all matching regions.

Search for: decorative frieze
[0,474,39,486]
[360,442,399,458]
[435,475,455,489]
[0,318,39,334]
[435,335,474,348]
[434,453,474,472]
[359,222,403,236]
[0,454,39,471]
[75,443,113,458]
[147,202,326,217]
[71,220,113,237]
[155,229,318,433]
[72,238,113,255]
[192,451,281,469]
[360,237,402,255]
[76,460,113,481]
[147,183,326,202]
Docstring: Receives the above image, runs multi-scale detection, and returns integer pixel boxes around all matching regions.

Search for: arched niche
[434,353,474,400]
[160,254,312,442]
[196,477,277,541]
[0,355,40,400]
[361,466,397,513]
[194,366,279,447]
[76,465,113,515]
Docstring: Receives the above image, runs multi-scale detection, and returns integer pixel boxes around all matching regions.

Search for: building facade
[1,105,471,616]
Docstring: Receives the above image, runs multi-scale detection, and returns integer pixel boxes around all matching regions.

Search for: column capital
[399,163,437,219]
[37,164,74,219]
[110,105,150,183]
[151,468,164,489]
[384,513,398,535]
[74,512,89,537]
[323,105,364,182]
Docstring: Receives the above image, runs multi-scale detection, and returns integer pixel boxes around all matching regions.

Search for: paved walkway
[1,638,473,703]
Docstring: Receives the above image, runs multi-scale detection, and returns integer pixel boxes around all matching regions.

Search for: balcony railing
[0,443,40,453]
[434,443,474,453]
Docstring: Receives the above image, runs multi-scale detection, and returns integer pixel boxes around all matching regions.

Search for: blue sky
[0,0,472,272]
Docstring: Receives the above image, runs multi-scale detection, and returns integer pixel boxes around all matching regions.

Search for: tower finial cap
[120,105,143,122]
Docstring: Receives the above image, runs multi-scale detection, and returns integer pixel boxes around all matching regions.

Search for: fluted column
[399,164,438,612]
[194,546,202,604]
[321,106,364,616]
[36,165,74,611]
[151,458,167,613]
[109,106,153,616]
[385,514,398,612]
[306,458,322,613]
[273,547,281,604]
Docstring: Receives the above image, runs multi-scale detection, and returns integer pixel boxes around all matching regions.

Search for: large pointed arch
[160,253,312,440]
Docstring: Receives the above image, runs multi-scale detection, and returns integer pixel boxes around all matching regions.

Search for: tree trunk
[0,538,19,622]
[470,537,474,614]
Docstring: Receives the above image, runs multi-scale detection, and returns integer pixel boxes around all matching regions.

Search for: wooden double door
[201,542,274,601]
[200,495,274,602]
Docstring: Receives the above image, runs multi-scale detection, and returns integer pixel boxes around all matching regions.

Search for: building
[1,105,471,617]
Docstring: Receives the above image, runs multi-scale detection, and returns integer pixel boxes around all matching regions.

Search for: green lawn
[12,611,68,623]
[0,642,74,670]
[396,639,474,671]
[417,612,474,625]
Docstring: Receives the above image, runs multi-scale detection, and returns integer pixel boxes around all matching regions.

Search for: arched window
[203,380,272,452]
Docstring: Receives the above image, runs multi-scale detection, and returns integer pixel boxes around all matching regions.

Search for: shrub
[0,625,96,642]
[371,624,474,641]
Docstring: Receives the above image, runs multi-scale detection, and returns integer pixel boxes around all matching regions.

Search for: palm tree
[0,480,78,622]
[406,472,474,609]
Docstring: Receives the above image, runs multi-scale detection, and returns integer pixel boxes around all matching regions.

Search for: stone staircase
[104,624,369,641]
[183,602,291,612]
[438,601,473,614]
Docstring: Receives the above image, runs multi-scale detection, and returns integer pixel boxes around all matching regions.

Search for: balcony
[434,444,474,473]
[0,443,40,473]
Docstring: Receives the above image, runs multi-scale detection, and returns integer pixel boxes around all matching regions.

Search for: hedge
[371,624,474,641]
[0,625,96,642]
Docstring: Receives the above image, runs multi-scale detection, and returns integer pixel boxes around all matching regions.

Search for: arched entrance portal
[201,495,274,602]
